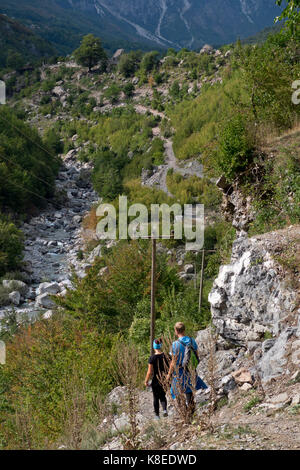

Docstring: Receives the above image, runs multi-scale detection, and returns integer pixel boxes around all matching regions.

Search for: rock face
[259,327,297,382]
[208,232,297,346]
[208,225,300,383]
[216,178,254,231]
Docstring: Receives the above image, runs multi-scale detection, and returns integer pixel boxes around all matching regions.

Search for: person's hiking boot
[154,415,160,420]
[162,410,168,417]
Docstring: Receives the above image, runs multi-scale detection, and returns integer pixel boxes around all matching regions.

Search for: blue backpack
[178,337,199,369]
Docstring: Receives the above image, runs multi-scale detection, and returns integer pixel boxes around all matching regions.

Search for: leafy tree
[276,0,300,32]
[0,106,60,213]
[0,217,23,276]
[92,148,125,200]
[6,51,24,71]
[170,80,180,98]
[123,83,135,98]
[140,51,160,73]
[118,51,142,77]
[217,115,254,181]
[44,128,64,154]
[167,48,177,56]
[74,34,107,72]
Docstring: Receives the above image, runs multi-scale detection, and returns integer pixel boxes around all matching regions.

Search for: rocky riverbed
[0,154,99,321]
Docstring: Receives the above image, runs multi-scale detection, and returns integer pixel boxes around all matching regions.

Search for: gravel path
[134,105,203,195]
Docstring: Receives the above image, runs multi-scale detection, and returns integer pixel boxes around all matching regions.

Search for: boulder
[259,327,297,382]
[37,282,61,296]
[262,339,276,354]
[99,266,109,276]
[240,383,252,392]
[112,412,130,432]
[2,280,27,294]
[247,341,261,355]
[64,149,77,162]
[59,279,73,290]
[43,310,53,320]
[200,44,214,54]
[291,370,300,382]
[52,86,65,97]
[196,328,216,359]
[291,393,300,406]
[9,291,21,306]
[178,272,194,282]
[221,375,236,394]
[107,386,128,408]
[111,49,125,64]
[26,288,36,301]
[73,215,82,225]
[268,392,290,406]
[35,293,56,309]
[232,368,252,385]
[87,245,103,264]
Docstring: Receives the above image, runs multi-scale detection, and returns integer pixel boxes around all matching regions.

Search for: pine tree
[74,34,107,72]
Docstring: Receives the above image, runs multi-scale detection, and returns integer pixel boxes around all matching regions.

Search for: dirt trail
[134,104,203,195]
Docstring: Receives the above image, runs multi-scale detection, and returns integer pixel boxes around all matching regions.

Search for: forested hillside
[0,14,56,69]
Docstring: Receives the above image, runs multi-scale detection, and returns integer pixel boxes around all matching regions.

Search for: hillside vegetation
[0,14,299,449]
[0,14,56,69]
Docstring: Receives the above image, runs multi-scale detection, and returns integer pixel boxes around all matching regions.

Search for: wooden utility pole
[198,249,205,314]
[150,238,156,355]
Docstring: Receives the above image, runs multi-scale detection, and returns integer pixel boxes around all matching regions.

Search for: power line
[0,150,55,191]
[0,111,64,209]
[4,176,63,210]
[0,113,61,170]
[0,152,63,210]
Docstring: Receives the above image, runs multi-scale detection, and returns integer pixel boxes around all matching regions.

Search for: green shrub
[123,83,135,98]
[0,107,60,213]
[140,51,160,73]
[0,217,23,277]
[104,84,121,104]
[243,395,262,412]
[217,115,254,181]
[0,314,118,449]
[118,51,142,77]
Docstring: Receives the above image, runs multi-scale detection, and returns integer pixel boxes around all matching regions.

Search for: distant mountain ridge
[0,0,282,53]
[0,13,56,68]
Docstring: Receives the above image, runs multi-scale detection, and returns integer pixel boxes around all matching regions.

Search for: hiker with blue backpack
[167,322,207,415]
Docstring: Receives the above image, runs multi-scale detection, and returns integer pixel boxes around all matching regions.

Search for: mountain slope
[0,0,282,53]
[0,0,164,55]
[0,14,56,67]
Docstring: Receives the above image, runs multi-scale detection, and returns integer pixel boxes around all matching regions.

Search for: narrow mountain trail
[0,98,201,321]
[134,104,203,195]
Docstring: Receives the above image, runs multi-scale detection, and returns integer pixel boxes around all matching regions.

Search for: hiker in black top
[144,339,168,419]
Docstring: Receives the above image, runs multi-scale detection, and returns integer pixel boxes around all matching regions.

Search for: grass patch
[243,395,262,412]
